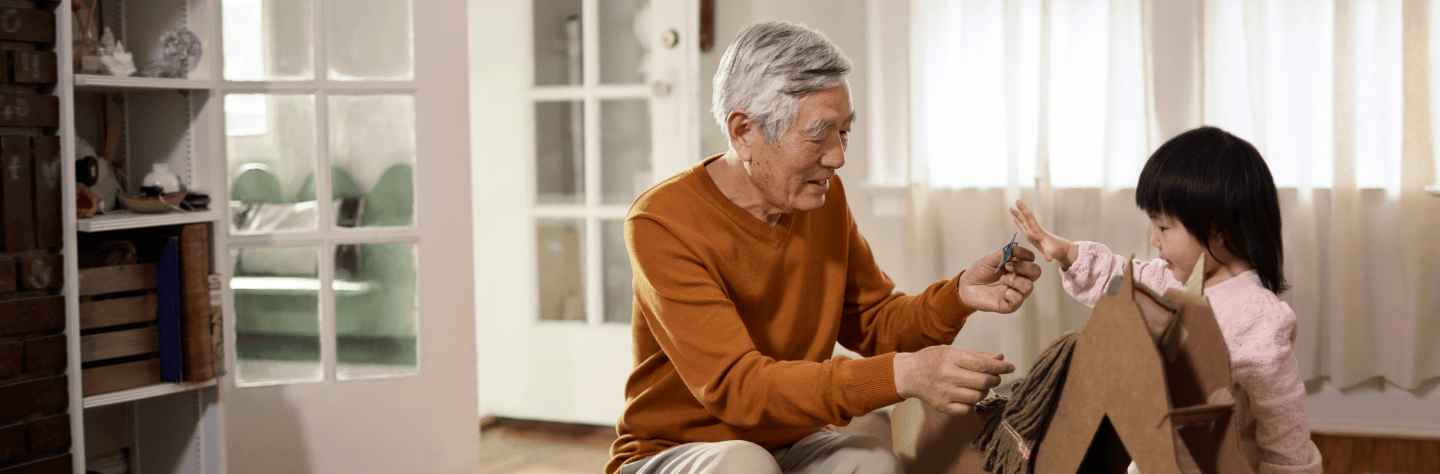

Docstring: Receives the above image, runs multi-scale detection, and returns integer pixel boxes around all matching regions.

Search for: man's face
[745,84,853,214]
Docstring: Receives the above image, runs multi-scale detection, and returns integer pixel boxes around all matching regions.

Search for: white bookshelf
[83,379,218,409]
[74,74,216,91]
[77,209,222,232]
[60,0,227,472]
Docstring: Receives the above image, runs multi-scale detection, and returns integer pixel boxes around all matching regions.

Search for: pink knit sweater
[1062,242,1322,474]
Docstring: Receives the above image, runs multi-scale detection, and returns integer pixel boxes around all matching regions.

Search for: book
[179,223,215,381]
[208,273,226,377]
[156,236,183,382]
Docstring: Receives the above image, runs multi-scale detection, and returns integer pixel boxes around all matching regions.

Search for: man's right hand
[893,346,1015,416]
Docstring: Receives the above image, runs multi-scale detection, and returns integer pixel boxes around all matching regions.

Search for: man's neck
[706,152,784,226]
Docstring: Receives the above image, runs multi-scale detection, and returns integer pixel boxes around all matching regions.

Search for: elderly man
[607,21,1041,474]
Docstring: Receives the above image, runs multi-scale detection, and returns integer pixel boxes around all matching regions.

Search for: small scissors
[997,232,1017,273]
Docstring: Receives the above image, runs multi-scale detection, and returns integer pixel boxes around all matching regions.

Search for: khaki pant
[619,429,902,474]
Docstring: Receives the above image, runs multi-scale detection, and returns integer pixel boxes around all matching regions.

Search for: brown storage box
[78,264,162,396]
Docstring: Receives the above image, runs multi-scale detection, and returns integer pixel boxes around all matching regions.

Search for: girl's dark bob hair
[1135,126,1288,294]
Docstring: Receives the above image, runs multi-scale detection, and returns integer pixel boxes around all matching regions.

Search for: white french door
[218,0,478,472]
[470,0,699,424]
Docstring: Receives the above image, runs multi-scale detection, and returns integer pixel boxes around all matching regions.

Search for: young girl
[1011,126,1322,473]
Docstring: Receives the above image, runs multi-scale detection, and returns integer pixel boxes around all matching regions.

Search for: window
[911,0,1149,189]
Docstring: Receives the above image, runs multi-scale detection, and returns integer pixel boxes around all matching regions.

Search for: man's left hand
[958,245,1041,313]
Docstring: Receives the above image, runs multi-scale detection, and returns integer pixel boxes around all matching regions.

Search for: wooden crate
[78,264,161,396]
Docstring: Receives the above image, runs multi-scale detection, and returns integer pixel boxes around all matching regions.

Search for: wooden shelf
[84,379,218,409]
[78,209,222,232]
[74,74,216,92]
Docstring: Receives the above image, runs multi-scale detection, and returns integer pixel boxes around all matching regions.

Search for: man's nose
[820,147,845,169]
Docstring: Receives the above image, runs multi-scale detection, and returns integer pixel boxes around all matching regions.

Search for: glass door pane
[328,94,417,227]
[226,94,319,233]
[533,0,584,85]
[325,0,414,80]
[223,0,314,81]
[231,245,323,385]
[602,220,632,323]
[536,100,585,204]
[537,218,585,321]
[600,99,651,205]
[335,242,418,380]
[599,0,650,84]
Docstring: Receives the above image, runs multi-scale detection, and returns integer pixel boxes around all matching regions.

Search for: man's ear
[726,109,756,162]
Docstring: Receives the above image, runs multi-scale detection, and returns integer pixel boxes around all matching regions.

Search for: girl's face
[1149,213,1210,282]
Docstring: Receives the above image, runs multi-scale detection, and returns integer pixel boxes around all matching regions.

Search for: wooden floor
[1312,433,1440,474]
[478,417,1440,474]
[479,418,615,474]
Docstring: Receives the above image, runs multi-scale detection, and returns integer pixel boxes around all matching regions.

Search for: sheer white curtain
[908,0,1155,373]
[910,0,1440,391]
[1204,0,1440,391]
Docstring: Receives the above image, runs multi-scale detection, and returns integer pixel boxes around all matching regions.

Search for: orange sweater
[607,156,974,473]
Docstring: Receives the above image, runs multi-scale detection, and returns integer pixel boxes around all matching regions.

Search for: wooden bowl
[118,191,187,213]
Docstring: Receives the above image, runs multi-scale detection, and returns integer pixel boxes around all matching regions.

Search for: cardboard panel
[80,294,158,329]
[0,135,34,252]
[78,264,157,296]
[8,51,55,84]
[1027,261,1252,474]
[0,296,62,337]
[30,136,60,249]
[82,358,161,396]
[81,326,159,363]
[1033,262,1186,474]
[22,335,64,375]
[18,254,60,290]
[24,415,68,454]
[0,376,67,421]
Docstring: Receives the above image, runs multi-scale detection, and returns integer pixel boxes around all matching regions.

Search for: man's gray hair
[711,21,853,143]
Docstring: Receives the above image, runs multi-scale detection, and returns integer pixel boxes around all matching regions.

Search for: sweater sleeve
[1228,300,1323,474]
[837,208,973,357]
[627,216,902,430]
[1061,241,1184,306]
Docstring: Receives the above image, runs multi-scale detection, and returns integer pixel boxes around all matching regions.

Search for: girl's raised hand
[1009,200,1078,268]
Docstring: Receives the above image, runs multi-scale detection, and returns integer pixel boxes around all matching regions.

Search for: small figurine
[997,232,1018,272]
[99,27,136,77]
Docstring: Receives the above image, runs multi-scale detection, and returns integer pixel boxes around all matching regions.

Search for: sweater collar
[692,154,794,244]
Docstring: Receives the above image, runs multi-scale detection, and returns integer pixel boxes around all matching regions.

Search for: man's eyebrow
[806,112,857,138]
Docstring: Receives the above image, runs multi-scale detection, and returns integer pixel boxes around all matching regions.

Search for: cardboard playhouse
[896,255,1253,474]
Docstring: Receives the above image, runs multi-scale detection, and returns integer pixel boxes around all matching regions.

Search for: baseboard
[1310,418,1440,440]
